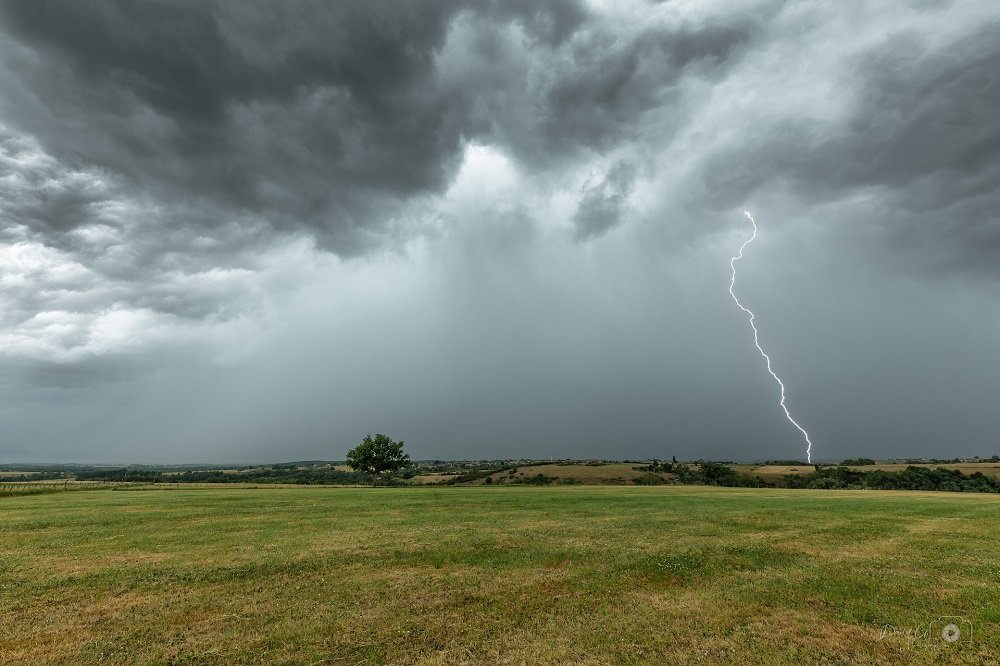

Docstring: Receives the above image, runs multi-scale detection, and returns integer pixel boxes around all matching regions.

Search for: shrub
[635,473,666,486]
[516,473,554,485]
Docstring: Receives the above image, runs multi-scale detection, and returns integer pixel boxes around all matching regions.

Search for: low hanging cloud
[0,1,998,462]
[573,161,636,241]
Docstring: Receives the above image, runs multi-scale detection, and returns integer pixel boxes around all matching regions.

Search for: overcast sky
[1,0,998,464]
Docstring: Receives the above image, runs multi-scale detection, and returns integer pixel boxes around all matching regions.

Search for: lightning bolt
[729,211,814,464]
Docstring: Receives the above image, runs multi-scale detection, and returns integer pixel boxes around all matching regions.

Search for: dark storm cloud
[693,17,1000,275]
[844,22,1000,275]
[0,0,469,253]
[573,161,636,240]
[843,24,1000,191]
[462,17,755,169]
[0,0,762,369]
[0,0,756,254]
[0,0,586,253]
[1,1,999,464]
[0,128,112,237]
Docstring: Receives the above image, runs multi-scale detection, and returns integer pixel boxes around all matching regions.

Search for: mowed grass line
[1,486,997,665]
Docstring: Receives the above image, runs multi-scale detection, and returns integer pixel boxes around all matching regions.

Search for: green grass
[0,482,110,498]
[1,486,997,664]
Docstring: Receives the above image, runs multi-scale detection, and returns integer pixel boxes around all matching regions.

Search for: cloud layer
[1,0,998,462]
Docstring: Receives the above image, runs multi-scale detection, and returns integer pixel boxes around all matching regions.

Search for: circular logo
[941,623,961,643]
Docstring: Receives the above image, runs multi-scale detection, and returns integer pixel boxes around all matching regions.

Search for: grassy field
[2,486,997,665]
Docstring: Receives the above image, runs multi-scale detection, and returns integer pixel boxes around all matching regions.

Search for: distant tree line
[632,462,1000,493]
[634,460,675,473]
[73,467,376,485]
[75,469,163,482]
[787,465,1000,492]
[673,462,772,488]
[633,461,770,487]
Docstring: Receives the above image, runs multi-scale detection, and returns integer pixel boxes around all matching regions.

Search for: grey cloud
[0,128,113,237]
[0,0,461,253]
[842,23,1000,275]
[1,1,999,464]
[6,356,146,391]
[459,17,756,170]
[691,18,1000,275]
[844,25,1000,190]
[0,0,600,255]
[0,0,759,255]
[0,129,276,333]
[573,161,636,240]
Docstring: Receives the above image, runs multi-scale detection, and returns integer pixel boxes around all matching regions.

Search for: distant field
[493,462,645,484]
[2,486,997,665]
[737,464,814,477]
[403,462,646,485]
[409,473,462,484]
[731,463,1000,483]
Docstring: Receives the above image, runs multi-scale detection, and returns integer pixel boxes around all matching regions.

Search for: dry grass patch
[501,463,646,484]
[749,465,817,477]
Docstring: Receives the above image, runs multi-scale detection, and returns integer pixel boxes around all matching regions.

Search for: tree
[346,434,410,485]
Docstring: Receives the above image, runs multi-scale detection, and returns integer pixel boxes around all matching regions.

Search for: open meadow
[2,485,998,665]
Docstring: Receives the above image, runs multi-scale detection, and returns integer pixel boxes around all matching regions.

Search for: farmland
[2,485,998,664]
[414,461,1000,488]
[739,463,1000,482]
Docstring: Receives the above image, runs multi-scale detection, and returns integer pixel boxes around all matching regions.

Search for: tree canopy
[346,434,410,484]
